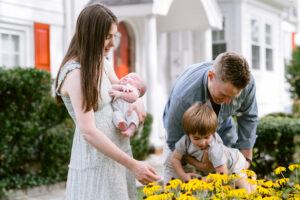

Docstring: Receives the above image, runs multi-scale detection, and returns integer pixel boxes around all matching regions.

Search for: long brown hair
[55,3,117,112]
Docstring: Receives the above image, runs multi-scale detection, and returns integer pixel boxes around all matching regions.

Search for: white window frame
[0,30,23,68]
[0,22,33,68]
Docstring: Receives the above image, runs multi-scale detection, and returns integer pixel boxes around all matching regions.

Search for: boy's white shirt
[175,133,241,172]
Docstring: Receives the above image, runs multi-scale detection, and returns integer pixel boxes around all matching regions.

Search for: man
[163,51,258,179]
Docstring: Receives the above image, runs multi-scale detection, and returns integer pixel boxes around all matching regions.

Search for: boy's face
[189,133,213,150]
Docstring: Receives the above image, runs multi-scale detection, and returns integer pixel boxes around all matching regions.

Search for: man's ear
[208,70,215,80]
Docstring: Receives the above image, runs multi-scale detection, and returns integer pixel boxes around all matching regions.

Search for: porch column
[143,15,164,149]
[197,28,213,61]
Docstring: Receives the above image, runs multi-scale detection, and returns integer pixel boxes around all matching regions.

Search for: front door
[114,22,132,79]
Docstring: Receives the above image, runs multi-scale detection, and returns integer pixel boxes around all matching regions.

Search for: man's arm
[164,99,189,151]
[236,76,258,161]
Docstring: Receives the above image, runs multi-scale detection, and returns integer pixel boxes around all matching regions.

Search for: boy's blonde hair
[182,102,218,136]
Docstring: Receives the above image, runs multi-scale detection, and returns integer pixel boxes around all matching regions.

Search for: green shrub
[0,67,73,197]
[131,113,153,160]
[253,115,300,178]
[286,46,300,99]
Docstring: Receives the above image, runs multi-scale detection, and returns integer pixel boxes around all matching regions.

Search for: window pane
[0,33,21,67]
[251,19,259,43]
[1,33,10,51]
[12,35,20,51]
[212,43,226,60]
[212,31,217,40]
[265,24,272,45]
[266,48,273,71]
[2,53,12,67]
[265,24,271,34]
[252,45,260,69]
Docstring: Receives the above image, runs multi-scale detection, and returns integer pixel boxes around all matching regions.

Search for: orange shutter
[34,23,50,72]
[292,32,296,50]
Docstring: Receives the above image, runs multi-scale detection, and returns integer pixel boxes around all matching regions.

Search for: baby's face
[189,133,213,150]
[120,74,140,88]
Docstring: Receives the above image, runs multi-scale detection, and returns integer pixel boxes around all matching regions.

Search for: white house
[0,0,298,149]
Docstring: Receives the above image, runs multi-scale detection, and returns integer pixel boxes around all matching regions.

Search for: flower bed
[142,164,300,200]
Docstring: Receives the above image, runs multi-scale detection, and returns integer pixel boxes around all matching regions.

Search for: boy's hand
[181,172,198,182]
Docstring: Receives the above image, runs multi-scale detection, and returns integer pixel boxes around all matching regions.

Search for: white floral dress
[56,60,136,200]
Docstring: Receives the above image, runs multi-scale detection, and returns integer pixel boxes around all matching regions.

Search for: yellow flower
[226,188,248,198]
[256,186,272,195]
[275,178,289,186]
[288,164,300,171]
[294,184,300,190]
[143,182,162,196]
[261,180,273,188]
[144,192,174,200]
[241,169,256,178]
[178,191,197,200]
[260,197,281,200]
[274,166,286,175]
[165,178,182,192]
[247,178,257,185]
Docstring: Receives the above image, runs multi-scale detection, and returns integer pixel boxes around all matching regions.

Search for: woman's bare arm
[61,69,160,184]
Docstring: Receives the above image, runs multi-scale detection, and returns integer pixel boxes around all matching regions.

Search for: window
[0,32,21,67]
[265,24,273,71]
[251,19,260,69]
[212,19,226,59]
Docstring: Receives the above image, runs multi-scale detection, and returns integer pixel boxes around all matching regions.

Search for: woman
[55,3,160,200]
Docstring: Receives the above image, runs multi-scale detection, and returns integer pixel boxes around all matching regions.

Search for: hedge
[253,114,300,178]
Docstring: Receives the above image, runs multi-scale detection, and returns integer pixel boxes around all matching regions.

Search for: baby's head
[120,73,147,96]
[182,102,218,150]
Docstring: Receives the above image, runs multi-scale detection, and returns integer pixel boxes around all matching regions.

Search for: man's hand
[240,149,252,169]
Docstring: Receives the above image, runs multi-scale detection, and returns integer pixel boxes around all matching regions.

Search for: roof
[89,0,153,6]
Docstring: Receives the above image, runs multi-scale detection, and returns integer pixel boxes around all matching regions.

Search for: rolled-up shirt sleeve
[236,76,259,149]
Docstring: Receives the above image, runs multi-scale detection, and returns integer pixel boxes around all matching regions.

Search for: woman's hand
[127,98,146,124]
[132,160,161,185]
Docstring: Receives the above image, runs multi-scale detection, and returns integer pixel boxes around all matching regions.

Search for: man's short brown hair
[182,102,218,136]
[214,51,250,89]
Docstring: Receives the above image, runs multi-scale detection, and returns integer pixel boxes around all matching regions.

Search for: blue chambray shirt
[163,61,258,151]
